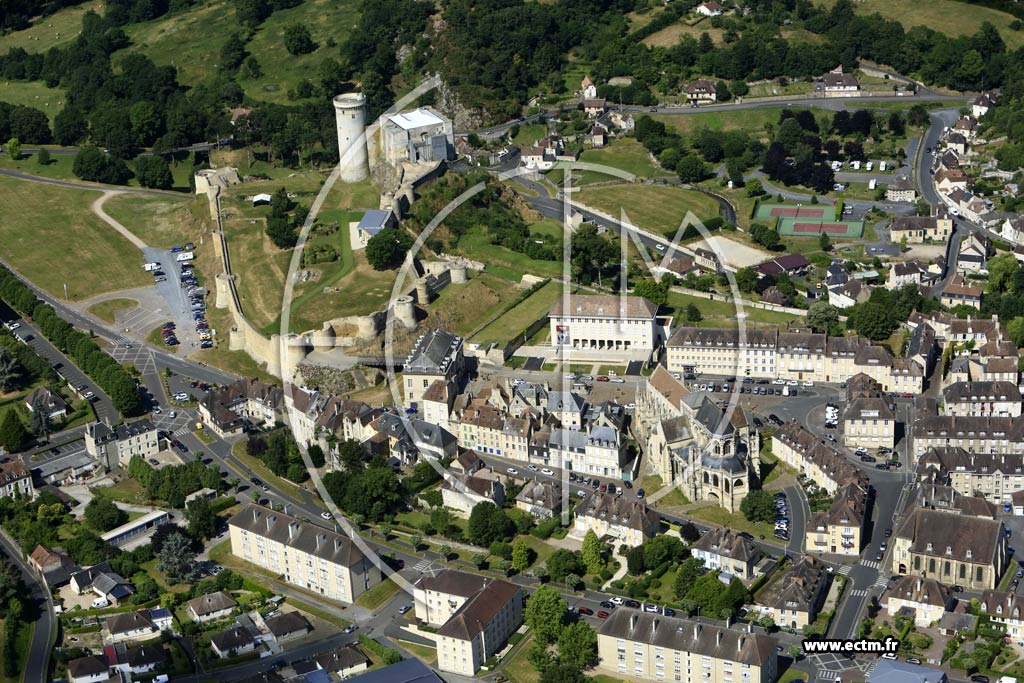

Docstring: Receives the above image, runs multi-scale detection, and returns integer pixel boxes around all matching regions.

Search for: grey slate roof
[228,505,370,568]
[403,329,462,375]
[210,625,256,653]
[597,609,777,666]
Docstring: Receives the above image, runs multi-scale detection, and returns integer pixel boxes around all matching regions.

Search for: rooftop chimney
[693,623,701,639]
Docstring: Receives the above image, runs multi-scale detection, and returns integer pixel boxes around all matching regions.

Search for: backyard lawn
[355,578,402,610]
[574,184,720,234]
[501,635,539,683]
[664,290,799,328]
[0,174,150,300]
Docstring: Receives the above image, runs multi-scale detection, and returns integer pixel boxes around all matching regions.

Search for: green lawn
[102,194,195,248]
[0,617,33,683]
[0,81,65,121]
[575,138,667,182]
[100,478,153,506]
[355,578,402,609]
[641,475,690,508]
[501,634,539,683]
[398,640,437,666]
[665,290,799,327]
[230,439,305,500]
[285,208,361,333]
[87,298,139,324]
[653,108,787,137]
[687,505,776,539]
[187,305,280,384]
[573,184,720,234]
[0,174,151,300]
[513,123,548,148]
[453,229,564,283]
[471,280,561,345]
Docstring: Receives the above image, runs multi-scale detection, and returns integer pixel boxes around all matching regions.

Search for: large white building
[84,419,161,471]
[228,505,382,604]
[549,294,663,353]
[412,570,523,676]
[369,107,454,170]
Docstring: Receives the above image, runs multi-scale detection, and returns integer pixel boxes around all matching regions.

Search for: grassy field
[471,279,561,345]
[815,0,1024,50]
[86,298,138,323]
[355,578,401,609]
[653,108,786,137]
[501,635,539,683]
[574,184,720,234]
[0,1,101,54]
[120,0,360,101]
[687,504,776,538]
[0,81,65,120]
[665,290,799,327]
[0,150,197,191]
[100,478,151,506]
[577,138,666,180]
[643,17,724,48]
[0,617,32,683]
[640,474,690,508]
[0,174,150,300]
[425,271,524,338]
[454,229,564,283]
[512,123,548,148]
[102,194,196,248]
[284,208,361,332]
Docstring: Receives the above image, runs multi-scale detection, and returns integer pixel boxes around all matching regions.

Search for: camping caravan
[868,179,877,190]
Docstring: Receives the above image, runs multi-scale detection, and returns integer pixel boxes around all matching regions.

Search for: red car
[577,606,593,616]
[597,610,609,619]
[596,376,609,382]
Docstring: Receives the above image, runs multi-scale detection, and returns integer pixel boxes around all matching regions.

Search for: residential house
[957,232,991,274]
[912,414,1024,459]
[572,492,660,547]
[70,562,135,605]
[581,75,597,99]
[119,644,167,675]
[953,116,980,141]
[67,656,109,683]
[843,395,896,450]
[753,555,830,630]
[805,482,868,556]
[940,275,983,310]
[187,590,238,623]
[916,447,1024,506]
[1002,216,1024,245]
[105,609,161,643]
[980,590,1024,644]
[597,609,778,683]
[755,254,811,278]
[829,278,869,309]
[695,1,723,16]
[590,123,608,148]
[890,209,954,244]
[583,98,606,118]
[343,660,444,683]
[25,386,69,420]
[820,66,860,96]
[973,92,997,118]
[265,611,312,641]
[886,176,917,203]
[935,169,970,195]
[772,421,869,494]
[907,323,939,378]
[891,507,1008,589]
[413,570,523,676]
[228,505,383,604]
[84,418,160,471]
[197,378,284,436]
[946,132,969,156]
[879,575,953,627]
[684,79,718,104]
[0,460,34,499]
[515,479,562,519]
[28,545,77,588]
[691,527,764,580]
[210,625,258,659]
[316,645,370,678]
[886,260,933,290]
[440,473,505,517]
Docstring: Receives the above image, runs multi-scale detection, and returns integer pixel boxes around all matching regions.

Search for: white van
[91,597,109,609]
[879,161,887,172]
[851,160,861,170]
[868,179,877,190]
[866,161,874,171]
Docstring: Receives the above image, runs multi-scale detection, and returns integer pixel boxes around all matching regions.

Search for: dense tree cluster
[244,430,309,483]
[127,456,224,507]
[84,496,128,531]
[0,264,142,415]
[846,284,941,341]
[321,447,403,522]
[0,102,51,143]
[264,187,303,249]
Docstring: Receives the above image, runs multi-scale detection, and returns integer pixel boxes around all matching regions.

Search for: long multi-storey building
[771,422,868,496]
[917,447,1024,505]
[597,610,778,683]
[942,381,1022,418]
[228,505,382,604]
[412,570,523,676]
[666,328,924,391]
[912,414,1024,459]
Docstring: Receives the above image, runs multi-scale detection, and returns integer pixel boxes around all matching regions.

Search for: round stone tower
[333,92,369,183]
[393,295,417,330]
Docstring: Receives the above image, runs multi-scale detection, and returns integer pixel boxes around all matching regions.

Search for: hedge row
[0,265,141,415]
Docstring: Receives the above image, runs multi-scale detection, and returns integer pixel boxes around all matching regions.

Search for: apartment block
[228,505,382,604]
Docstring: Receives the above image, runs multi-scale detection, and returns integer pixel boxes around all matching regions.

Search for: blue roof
[345,658,444,683]
[358,210,393,231]
[148,608,171,620]
[303,670,330,683]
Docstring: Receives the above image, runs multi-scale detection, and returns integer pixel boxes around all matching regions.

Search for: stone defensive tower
[333,92,369,183]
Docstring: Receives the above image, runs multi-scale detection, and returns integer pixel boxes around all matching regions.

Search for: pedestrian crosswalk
[848,589,869,597]
[413,560,432,572]
[836,565,852,576]
[860,559,880,570]
[871,575,890,589]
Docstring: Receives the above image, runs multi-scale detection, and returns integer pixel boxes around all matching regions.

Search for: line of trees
[0,264,142,415]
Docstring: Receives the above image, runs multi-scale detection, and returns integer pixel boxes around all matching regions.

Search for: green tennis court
[777,217,864,238]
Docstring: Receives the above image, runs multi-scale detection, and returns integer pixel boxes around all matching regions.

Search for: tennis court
[777,217,863,238]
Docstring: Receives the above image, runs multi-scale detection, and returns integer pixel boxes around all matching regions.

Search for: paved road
[0,530,54,683]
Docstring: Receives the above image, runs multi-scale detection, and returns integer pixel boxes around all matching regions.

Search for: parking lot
[140,243,210,353]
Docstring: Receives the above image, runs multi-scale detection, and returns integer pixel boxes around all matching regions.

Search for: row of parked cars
[774,492,790,541]
[181,265,213,350]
